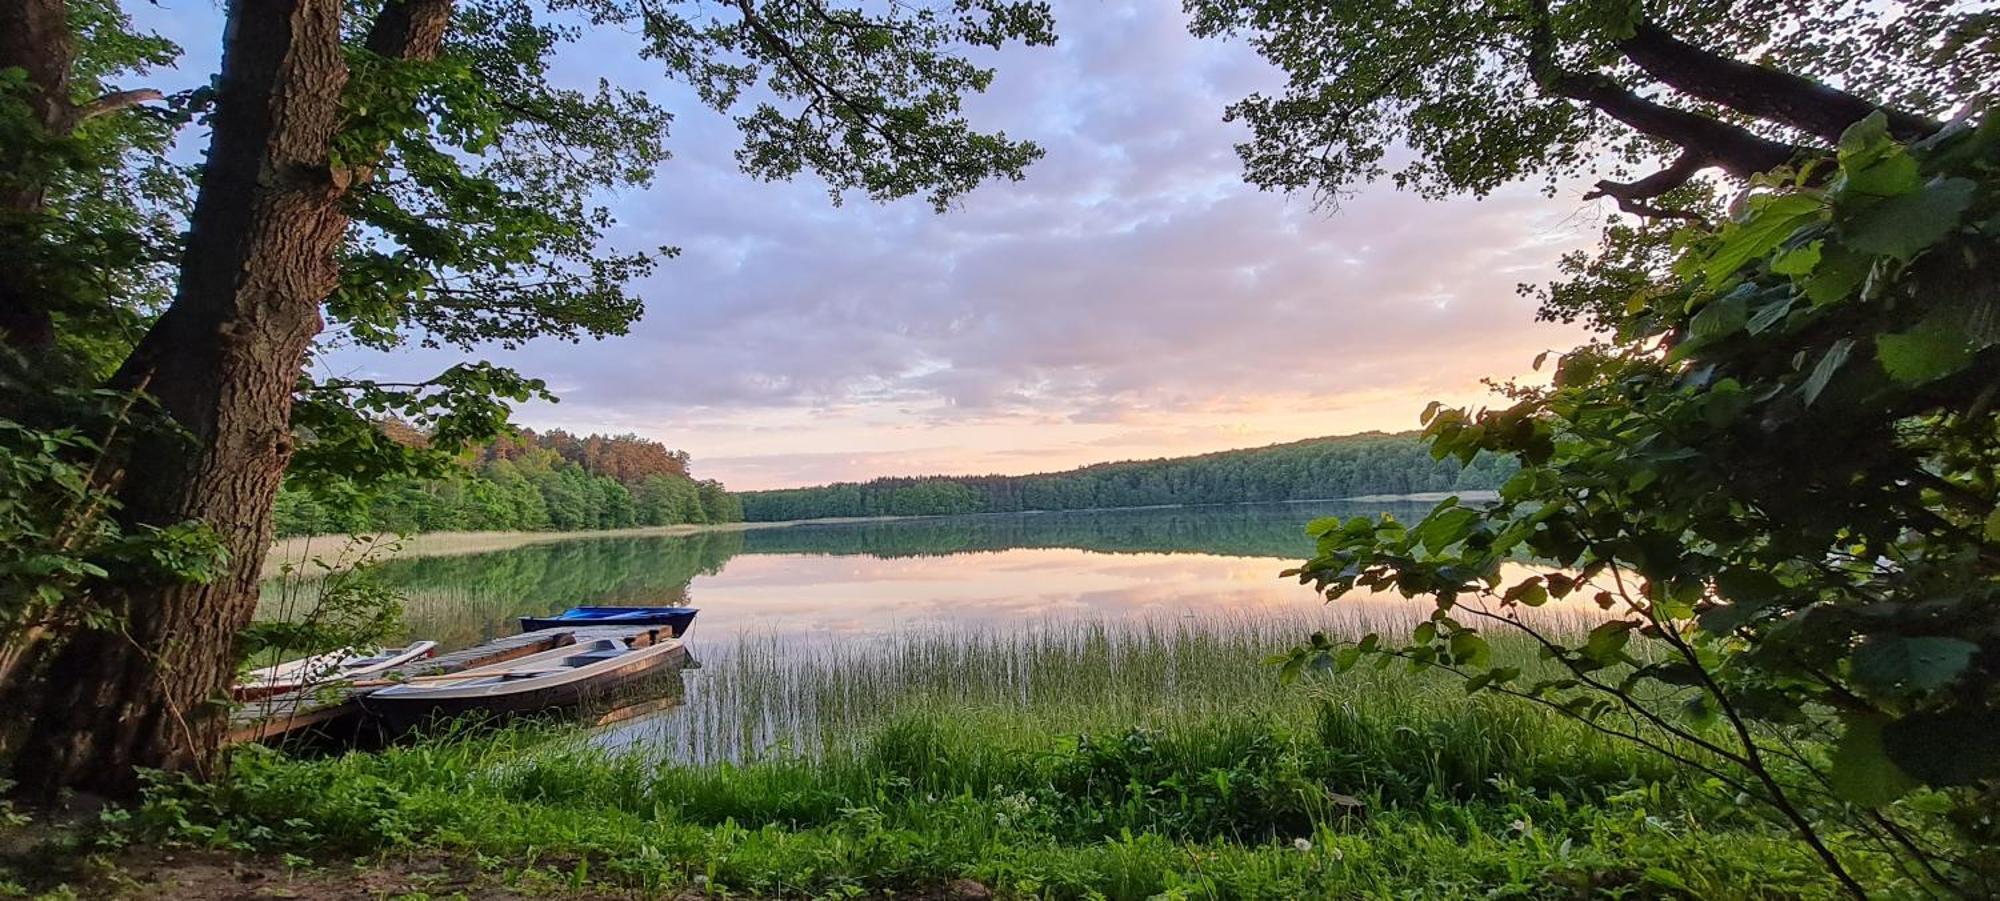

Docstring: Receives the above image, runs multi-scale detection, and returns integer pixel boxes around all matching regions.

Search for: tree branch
[1523,0,1805,180]
[723,0,937,167]
[72,88,165,123]
[342,0,455,189]
[1583,149,1710,220]
[1618,21,1941,144]
[364,0,452,60]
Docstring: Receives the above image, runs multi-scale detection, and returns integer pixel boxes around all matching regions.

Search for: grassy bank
[104,616,1901,898]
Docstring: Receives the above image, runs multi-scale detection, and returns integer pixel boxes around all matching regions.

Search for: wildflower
[1293,837,1313,852]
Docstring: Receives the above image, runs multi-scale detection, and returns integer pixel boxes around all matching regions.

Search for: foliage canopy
[1279,113,2000,894]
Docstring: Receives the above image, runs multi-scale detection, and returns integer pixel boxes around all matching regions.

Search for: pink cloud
[297,0,1601,489]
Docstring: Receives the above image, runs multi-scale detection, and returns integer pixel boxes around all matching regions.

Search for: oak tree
[0,0,1053,798]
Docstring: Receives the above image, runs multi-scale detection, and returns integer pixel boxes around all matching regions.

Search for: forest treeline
[739,432,1512,521]
[273,429,742,537]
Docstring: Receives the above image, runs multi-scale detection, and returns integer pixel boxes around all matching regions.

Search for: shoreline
[262,517,877,577]
[262,492,1489,576]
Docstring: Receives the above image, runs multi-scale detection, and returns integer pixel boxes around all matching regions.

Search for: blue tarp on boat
[519,606,698,636]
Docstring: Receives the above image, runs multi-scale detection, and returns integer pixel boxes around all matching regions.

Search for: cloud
[141,0,1601,489]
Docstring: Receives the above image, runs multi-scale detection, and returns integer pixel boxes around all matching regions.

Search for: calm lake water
[275,500,1441,650]
[262,499,1596,761]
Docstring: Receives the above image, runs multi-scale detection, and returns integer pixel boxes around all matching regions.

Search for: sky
[136,0,1600,490]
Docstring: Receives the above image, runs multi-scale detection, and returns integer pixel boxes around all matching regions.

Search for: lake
[260,498,1594,762]
[263,499,1440,650]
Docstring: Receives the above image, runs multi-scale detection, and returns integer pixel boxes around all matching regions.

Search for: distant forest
[273,429,742,537]
[739,432,1512,522]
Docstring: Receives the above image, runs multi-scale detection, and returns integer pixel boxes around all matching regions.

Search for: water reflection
[258,500,1442,649]
[257,500,1614,762]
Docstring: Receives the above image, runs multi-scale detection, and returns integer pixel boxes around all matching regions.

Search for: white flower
[1293,837,1313,852]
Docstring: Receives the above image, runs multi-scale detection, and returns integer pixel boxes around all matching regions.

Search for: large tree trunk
[8,0,455,801]
[9,0,353,800]
[0,0,76,350]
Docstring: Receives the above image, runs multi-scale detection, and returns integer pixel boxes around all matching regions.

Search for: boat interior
[476,639,634,685]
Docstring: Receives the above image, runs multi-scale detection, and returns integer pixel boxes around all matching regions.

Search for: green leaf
[1800,338,1855,406]
[1413,506,1479,553]
[1279,653,1306,685]
[1583,621,1634,662]
[1846,152,1921,196]
[1745,297,1795,335]
[1506,581,1549,607]
[1448,631,1491,668]
[1713,568,1783,602]
[1801,246,1871,306]
[1700,193,1824,286]
[1830,714,1919,805]
[1687,291,1748,343]
[1985,508,2000,543]
[1643,867,1691,891]
[1876,315,1974,385]
[1836,119,1922,197]
[1841,177,1977,260]
[1836,112,1892,164]
[1769,241,1822,276]
[1851,635,1979,694]
[1305,516,1343,537]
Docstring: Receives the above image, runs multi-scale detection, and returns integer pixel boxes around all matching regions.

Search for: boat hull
[361,640,686,732]
[518,607,697,636]
[235,641,439,701]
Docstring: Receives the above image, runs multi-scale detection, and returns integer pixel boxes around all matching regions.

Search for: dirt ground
[10,847,652,899]
[1,816,995,900]
[7,845,996,900]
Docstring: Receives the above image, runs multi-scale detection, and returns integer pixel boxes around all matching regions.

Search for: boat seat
[561,648,628,666]
[502,668,565,679]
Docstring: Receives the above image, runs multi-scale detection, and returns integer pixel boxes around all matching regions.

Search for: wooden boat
[518,605,698,636]
[236,641,438,700]
[359,637,684,728]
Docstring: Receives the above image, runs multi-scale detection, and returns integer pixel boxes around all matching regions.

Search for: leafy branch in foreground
[1275,113,2000,896]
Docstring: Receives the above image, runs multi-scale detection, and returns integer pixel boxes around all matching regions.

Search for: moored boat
[359,637,685,729]
[518,605,698,636]
[236,641,439,700]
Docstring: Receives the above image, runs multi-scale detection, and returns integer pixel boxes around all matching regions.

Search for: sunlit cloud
[139,0,1601,490]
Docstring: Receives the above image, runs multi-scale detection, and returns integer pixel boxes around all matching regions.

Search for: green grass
[133,616,1896,898]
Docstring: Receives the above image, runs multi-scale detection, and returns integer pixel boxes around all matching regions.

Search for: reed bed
[623,605,1609,765]
[149,610,1885,899]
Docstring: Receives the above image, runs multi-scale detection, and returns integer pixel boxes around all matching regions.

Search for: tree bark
[10,0,352,798]
[1583,149,1710,220]
[0,0,76,350]
[9,0,454,801]
[1617,22,1941,144]
[1521,0,1803,188]
[1548,70,1803,178]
